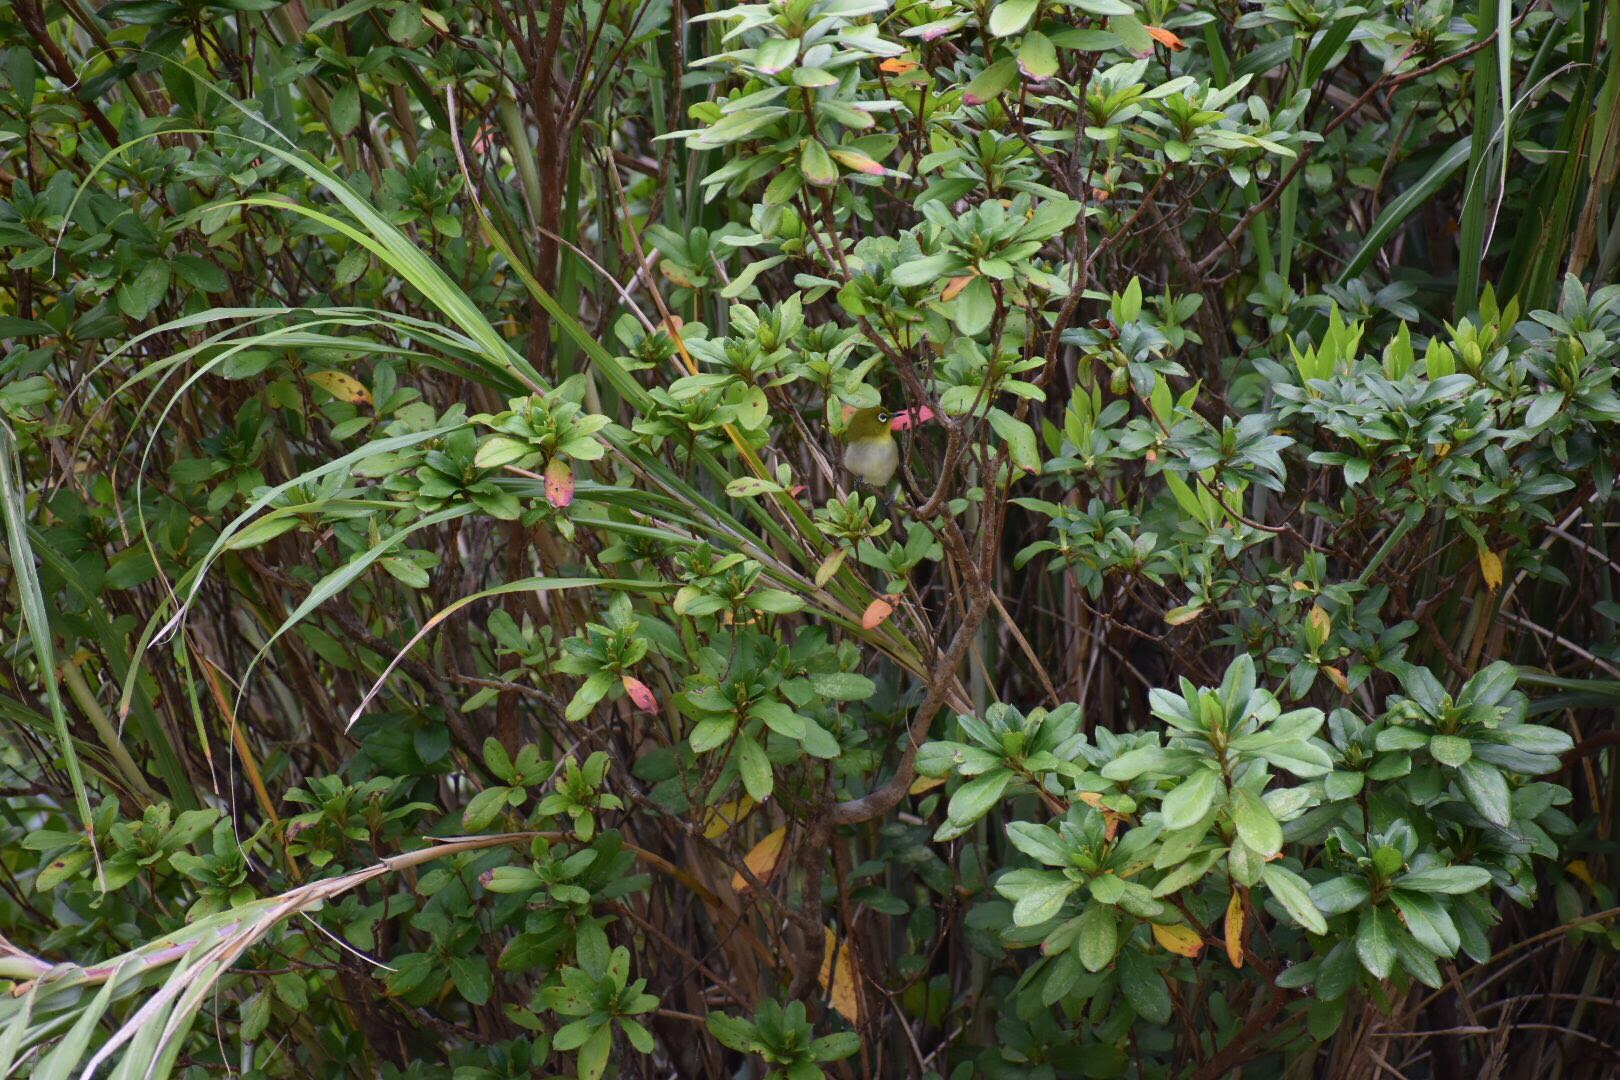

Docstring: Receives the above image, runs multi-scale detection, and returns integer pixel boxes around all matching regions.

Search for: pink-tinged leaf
[862,598,894,629]
[889,406,937,431]
[827,146,885,176]
[545,457,575,507]
[622,675,657,712]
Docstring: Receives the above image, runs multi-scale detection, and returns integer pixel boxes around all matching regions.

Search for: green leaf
[754,36,800,74]
[811,1032,863,1061]
[1252,739,1334,777]
[988,408,1042,474]
[577,1022,613,1080]
[1262,863,1327,935]
[988,0,1038,36]
[32,962,128,1080]
[115,261,171,320]
[1017,31,1058,79]
[892,252,964,287]
[330,81,360,135]
[752,700,807,738]
[1393,865,1493,894]
[449,955,492,1005]
[1389,890,1460,956]
[809,671,877,699]
[954,275,995,336]
[1076,902,1118,972]
[1457,759,1511,827]
[1459,659,1517,710]
[1014,879,1081,926]
[707,1012,759,1053]
[1161,767,1222,830]
[1310,875,1371,916]
[1229,788,1282,857]
[737,735,774,801]
[1107,13,1154,54]
[1116,947,1171,1024]
[462,785,514,831]
[801,140,839,186]
[1354,906,1397,980]
[944,768,1014,829]
[1428,734,1473,767]
[1100,745,1168,781]
[963,57,1019,105]
[1006,821,1070,865]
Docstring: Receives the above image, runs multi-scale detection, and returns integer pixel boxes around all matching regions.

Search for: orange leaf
[1152,923,1204,959]
[880,57,919,74]
[862,598,894,629]
[1322,666,1350,694]
[545,457,575,508]
[941,274,975,302]
[1145,25,1187,51]
[819,928,862,1025]
[731,826,788,893]
[308,370,370,405]
[1224,890,1245,969]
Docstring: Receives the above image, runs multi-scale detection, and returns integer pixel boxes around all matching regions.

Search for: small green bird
[841,407,901,488]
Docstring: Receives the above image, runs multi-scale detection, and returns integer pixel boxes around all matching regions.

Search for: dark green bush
[4,1,1620,1078]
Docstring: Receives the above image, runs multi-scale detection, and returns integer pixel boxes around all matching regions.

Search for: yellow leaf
[660,261,696,288]
[1479,548,1504,590]
[1151,923,1204,959]
[1306,604,1331,644]
[308,370,370,405]
[1164,603,1204,626]
[1322,666,1350,694]
[819,928,862,1025]
[815,549,847,588]
[1224,890,1245,969]
[702,797,754,839]
[1568,859,1595,889]
[908,774,945,796]
[731,826,787,893]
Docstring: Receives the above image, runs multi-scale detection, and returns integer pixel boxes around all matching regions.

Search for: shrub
[3,1,1619,1077]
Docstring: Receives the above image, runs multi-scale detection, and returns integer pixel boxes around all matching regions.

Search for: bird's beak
[889,406,936,431]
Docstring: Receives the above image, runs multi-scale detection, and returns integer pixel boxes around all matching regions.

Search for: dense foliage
[4,0,1620,1077]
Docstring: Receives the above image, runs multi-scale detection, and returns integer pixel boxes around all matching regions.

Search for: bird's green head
[842,407,895,444]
